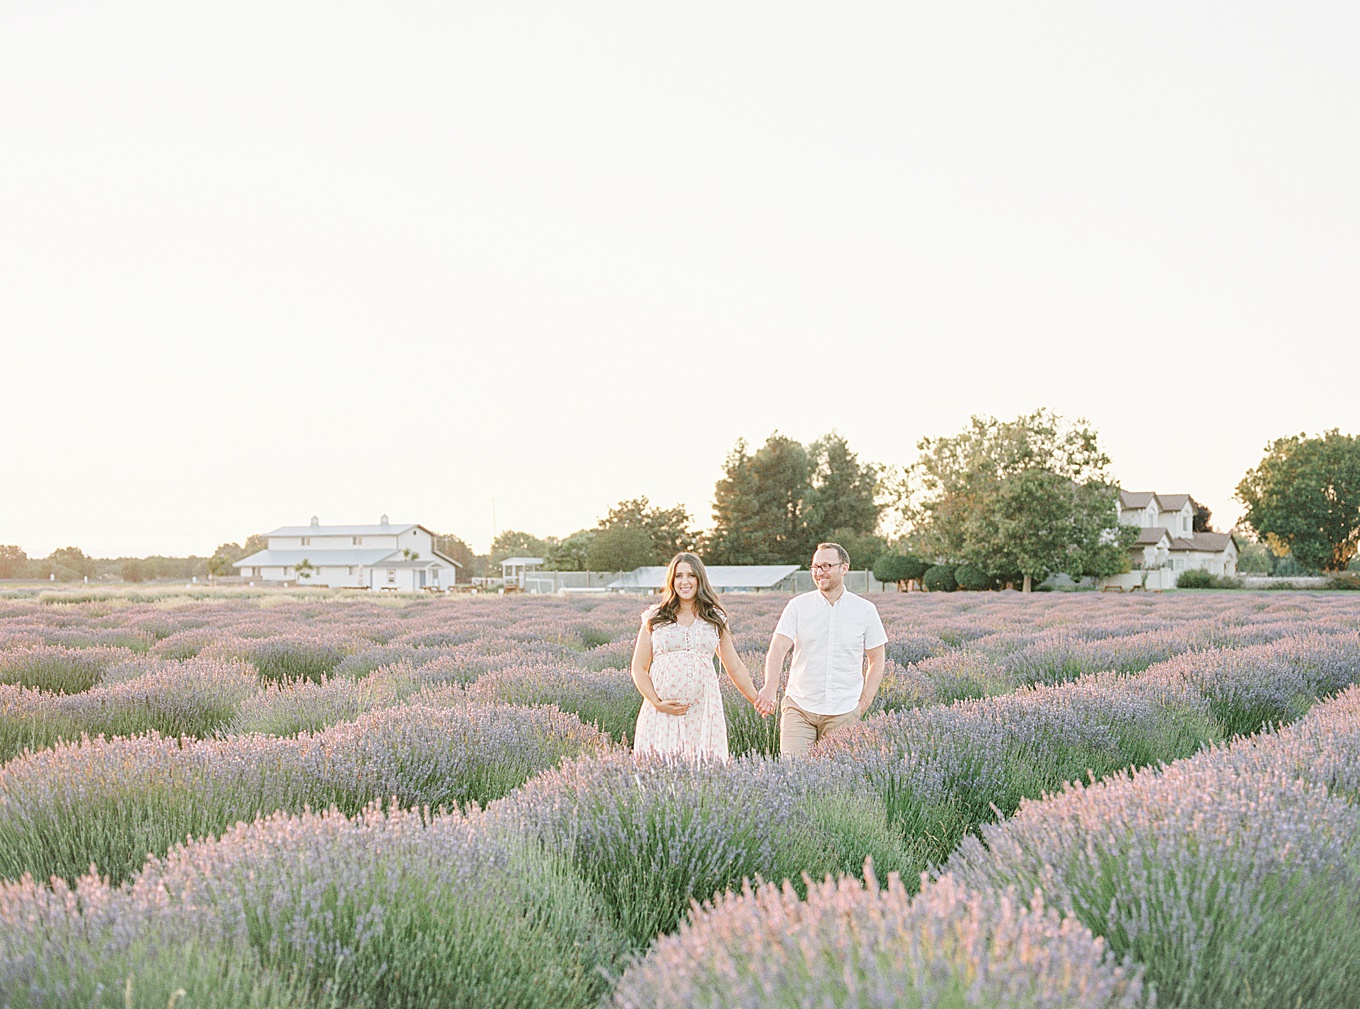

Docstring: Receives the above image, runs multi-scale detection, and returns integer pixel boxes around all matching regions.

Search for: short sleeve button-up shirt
[773,589,888,716]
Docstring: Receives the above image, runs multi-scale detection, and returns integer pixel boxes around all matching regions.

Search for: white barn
[234,516,461,590]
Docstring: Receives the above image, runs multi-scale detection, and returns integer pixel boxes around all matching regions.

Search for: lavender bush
[0,645,134,694]
[0,804,624,1009]
[493,752,908,946]
[814,670,1218,877]
[0,703,605,885]
[613,869,1144,1009]
[0,658,258,762]
[465,662,642,744]
[948,753,1360,1007]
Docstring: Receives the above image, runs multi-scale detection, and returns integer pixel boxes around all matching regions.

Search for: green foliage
[708,433,812,564]
[121,558,147,582]
[921,564,957,592]
[1176,568,1214,588]
[489,531,549,568]
[587,527,655,572]
[895,411,1127,589]
[803,433,881,544]
[708,432,882,565]
[954,564,993,591]
[0,544,28,579]
[544,530,595,571]
[1235,540,1273,574]
[872,553,928,586]
[1237,429,1360,571]
[597,498,694,563]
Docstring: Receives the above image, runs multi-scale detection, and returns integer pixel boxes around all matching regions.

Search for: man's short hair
[815,542,850,566]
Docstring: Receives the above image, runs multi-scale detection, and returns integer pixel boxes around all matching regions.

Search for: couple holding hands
[629,542,888,758]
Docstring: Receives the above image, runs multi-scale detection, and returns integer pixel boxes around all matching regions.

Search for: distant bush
[1176,569,1242,590]
[954,564,993,591]
[1328,572,1360,590]
[921,564,957,593]
[872,553,928,588]
[1176,568,1214,588]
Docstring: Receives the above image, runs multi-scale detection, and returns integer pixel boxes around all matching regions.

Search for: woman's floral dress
[633,611,728,759]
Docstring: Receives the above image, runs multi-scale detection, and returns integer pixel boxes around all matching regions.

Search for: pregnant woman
[630,552,761,759]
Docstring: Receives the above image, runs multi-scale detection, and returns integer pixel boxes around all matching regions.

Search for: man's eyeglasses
[810,562,845,573]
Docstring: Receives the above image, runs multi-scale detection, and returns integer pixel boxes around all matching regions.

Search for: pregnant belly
[651,656,709,706]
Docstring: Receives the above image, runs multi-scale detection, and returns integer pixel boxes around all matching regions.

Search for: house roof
[608,565,800,590]
[1132,527,1172,546]
[1119,491,1158,509]
[1169,532,1237,554]
[1158,494,1192,511]
[234,549,403,568]
[267,523,421,537]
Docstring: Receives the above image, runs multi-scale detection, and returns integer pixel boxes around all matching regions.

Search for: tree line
[5,422,1358,587]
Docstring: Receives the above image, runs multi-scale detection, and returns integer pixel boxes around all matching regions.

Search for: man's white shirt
[774,589,888,716]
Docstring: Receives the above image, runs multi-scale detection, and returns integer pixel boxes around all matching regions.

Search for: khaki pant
[779,697,859,756]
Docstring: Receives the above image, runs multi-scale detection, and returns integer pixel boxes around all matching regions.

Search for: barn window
[387,569,396,584]
[302,537,311,546]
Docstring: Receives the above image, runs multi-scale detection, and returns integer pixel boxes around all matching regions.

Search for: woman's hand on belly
[650,697,690,716]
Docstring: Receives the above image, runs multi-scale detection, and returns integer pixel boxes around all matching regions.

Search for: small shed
[501,557,544,590]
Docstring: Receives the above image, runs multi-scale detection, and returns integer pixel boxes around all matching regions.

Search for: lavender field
[2,587,1359,1008]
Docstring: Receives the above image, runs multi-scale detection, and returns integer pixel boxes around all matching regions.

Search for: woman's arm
[630,620,689,716]
[717,627,759,704]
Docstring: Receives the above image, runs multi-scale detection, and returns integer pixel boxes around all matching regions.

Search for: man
[754,542,887,756]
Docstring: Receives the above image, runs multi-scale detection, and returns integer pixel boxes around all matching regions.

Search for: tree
[488,531,549,568]
[872,552,928,590]
[207,541,248,578]
[120,559,147,583]
[896,410,1129,591]
[0,545,27,580]
[1236,429,1360,572]
[803,433,882,546]
[708,433,812,564]
[243,533,269,556]
[588,526,655,572]
[48,547,94,580]
[545,530,595,571]
[1191,498,1213,533]
[294,558,315,581]
[598,497,695,563]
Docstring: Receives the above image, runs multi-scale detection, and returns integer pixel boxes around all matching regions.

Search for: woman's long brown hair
[648,552,727,633]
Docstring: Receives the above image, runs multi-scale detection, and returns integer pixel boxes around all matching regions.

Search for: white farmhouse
[234,516,461,590]
[1118,492,1239,577]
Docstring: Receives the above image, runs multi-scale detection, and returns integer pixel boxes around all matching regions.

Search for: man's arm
[857,644,886,716]
[756,633,793,716]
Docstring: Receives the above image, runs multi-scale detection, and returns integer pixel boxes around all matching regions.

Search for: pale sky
[2,3,1357,557]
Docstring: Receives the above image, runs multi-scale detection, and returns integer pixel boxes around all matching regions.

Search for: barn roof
[267,523,421,537]
[234,549,401,568]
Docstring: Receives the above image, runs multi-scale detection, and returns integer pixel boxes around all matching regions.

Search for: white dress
[632,611,728,759]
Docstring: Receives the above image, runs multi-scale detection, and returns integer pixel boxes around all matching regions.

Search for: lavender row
[945,685,1360,1008]
[0,701,607,886]
[812,632,1360,878]
[613,870,1144,1009]
[0,803,625,1009]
